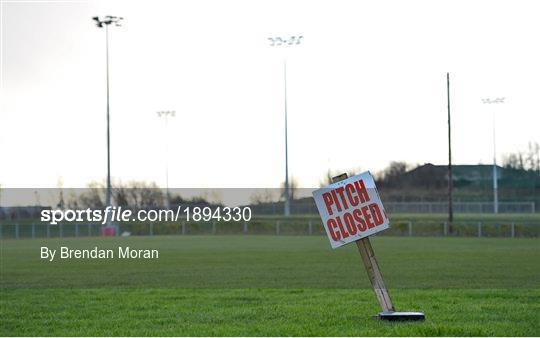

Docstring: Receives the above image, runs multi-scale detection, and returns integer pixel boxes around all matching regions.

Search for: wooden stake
[332,174,395,312]
[356,238,395,312]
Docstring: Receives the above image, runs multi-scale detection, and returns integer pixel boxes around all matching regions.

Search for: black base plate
[377,311,425,321]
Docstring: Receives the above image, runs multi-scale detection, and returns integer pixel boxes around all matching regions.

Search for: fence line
[385,202,536,214]
[0,219,539,239]
[250,201,537,215]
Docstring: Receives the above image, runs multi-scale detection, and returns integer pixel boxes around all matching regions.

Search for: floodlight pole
[105,23,112,217]
[92,15,123,225]
[447,73,453,231]
[492,110,497,214]
[157,110,175,209]
[268,35,303,216]
[482,97,505,214]
[283,58,290,216]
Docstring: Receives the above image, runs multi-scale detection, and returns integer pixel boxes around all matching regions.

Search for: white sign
[312,171,390,249]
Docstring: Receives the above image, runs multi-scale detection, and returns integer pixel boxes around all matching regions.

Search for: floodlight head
[92,16,103,27]
[268,35,303,47]
[482,97,506,104]
[157,110,176,117]
[92,15,123,28]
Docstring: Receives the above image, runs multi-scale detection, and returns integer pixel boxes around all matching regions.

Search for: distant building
[402,163,538,189]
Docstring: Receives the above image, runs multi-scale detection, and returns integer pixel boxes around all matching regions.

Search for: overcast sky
[1,0,539,189]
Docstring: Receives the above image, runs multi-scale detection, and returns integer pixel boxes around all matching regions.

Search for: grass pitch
[1,235,539,336]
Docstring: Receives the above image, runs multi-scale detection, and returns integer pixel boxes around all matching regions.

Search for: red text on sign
[326,203,385,242]
[322,179,370,216]
[321,179,386,242]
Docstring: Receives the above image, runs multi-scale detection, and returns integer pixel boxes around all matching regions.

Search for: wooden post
[356,238,395,312]
[511,222,515,238]
[443,221,448,236]
[332,174,395,313]
[477,222,482,238]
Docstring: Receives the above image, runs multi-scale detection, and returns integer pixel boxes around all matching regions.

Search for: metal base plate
[377,311,425,321]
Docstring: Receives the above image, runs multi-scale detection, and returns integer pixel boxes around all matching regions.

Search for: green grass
[1,236,539,336]
[1,236,538,289]
[2,288,538,336]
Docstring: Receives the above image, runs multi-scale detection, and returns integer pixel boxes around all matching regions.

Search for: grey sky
[1,0,539,189]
